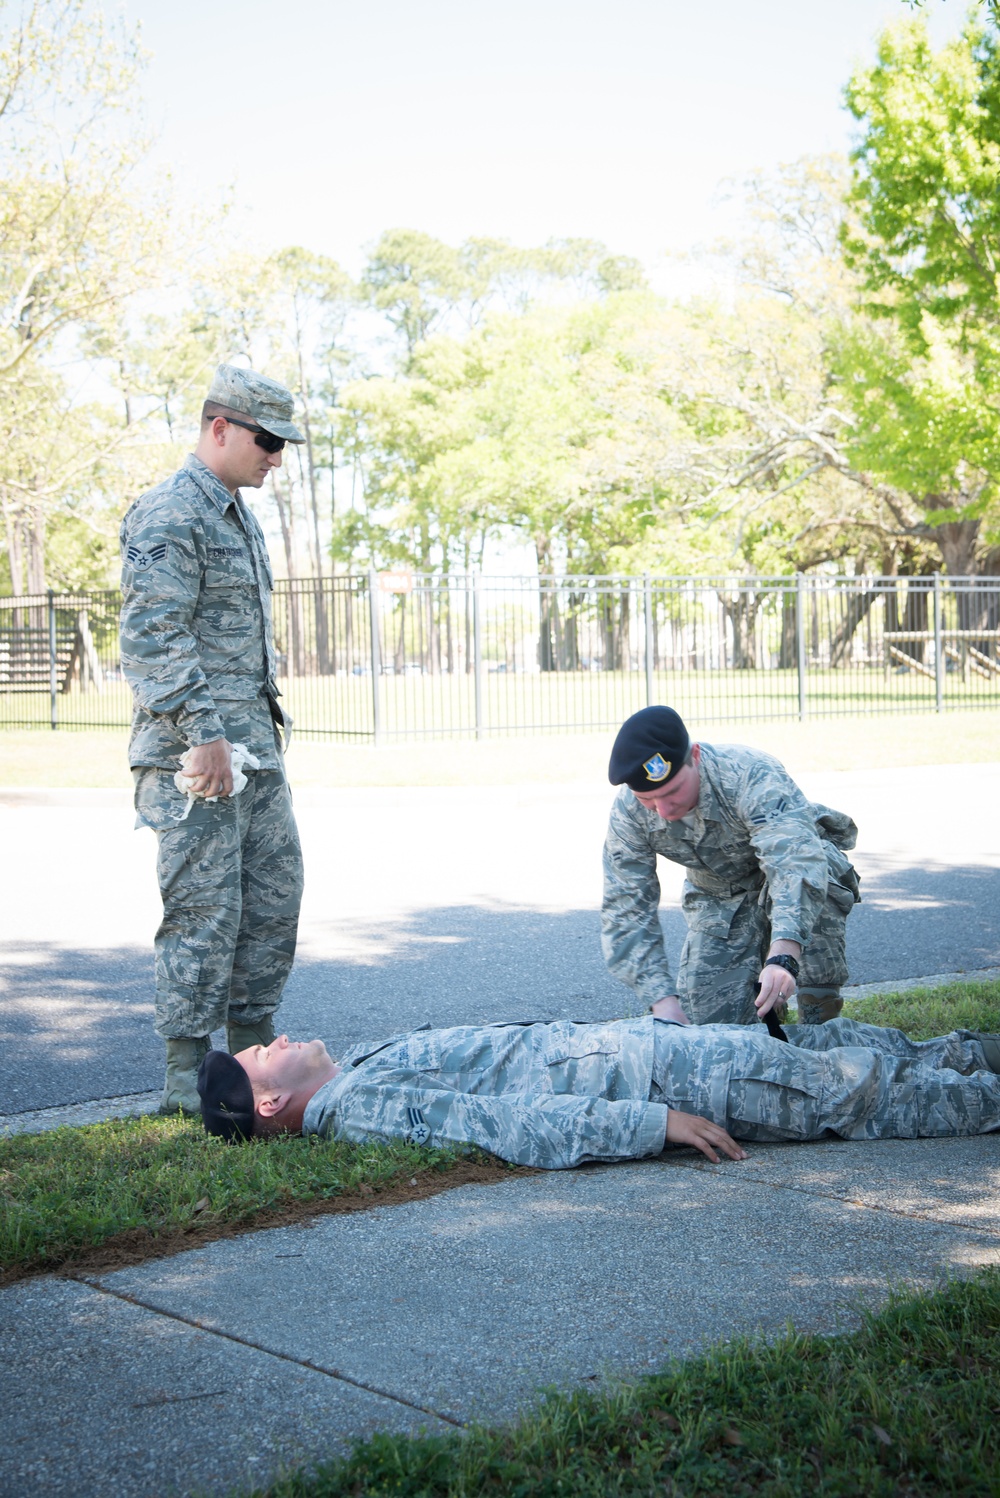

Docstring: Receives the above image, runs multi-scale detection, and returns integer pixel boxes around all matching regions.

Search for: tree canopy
[2,4,998,594]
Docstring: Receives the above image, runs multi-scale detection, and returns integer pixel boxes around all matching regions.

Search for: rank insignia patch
[406,1106,431,1145]
[126,543,167,571]
[643,753,671,782]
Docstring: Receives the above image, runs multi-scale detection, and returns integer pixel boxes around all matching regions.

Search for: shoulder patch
[406,1106,431,1145]
[126,543,167,571]
[750,795,790,826]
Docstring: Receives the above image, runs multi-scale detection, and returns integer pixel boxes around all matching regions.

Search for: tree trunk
[535,536,557,672]
[271,473,297,582]
[718,588,761,669]
[3,496,24,597]
[829,585,879,667]
[779,587,796,669]
[297,352,331,672]
[269,475,303,676]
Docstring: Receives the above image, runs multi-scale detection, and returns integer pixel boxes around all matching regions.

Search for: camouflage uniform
[304,1018,668,1168]
[601,743,860,1026]
[300,1016,1000,1166]
[653,1017,1000,1142]
[120,451,303,1040]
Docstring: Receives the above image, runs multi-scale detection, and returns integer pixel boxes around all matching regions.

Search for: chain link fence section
[2,572,999,737]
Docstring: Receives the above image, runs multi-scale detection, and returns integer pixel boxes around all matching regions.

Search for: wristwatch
[764,953,800,981]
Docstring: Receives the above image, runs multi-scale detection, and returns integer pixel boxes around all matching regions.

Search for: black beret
[197,1049,255,1143]
[609,706,691,791]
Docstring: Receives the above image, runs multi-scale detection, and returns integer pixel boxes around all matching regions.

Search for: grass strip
[253,1266,1000,1497]
[3,979,998,1281]
[840,978,1000,1040]
[0,1118,503,1281]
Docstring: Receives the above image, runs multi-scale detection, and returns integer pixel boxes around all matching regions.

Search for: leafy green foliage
[838,13,1000,571]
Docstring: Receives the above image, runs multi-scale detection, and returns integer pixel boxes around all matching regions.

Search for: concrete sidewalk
[5,1133,1000,1497]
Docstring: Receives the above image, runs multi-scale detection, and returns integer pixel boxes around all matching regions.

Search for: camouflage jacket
[302,1017,668,1168]
[119,455,284,769]
[601,743,858,1005]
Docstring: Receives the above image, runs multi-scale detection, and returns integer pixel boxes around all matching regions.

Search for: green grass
[840,979,1000,1040]
[2,706,999,788]
[4,665,1000,740]
[0,1117,484,1278]
[253,1268,1000,1497]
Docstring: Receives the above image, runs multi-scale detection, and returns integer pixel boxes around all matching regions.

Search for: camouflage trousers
[133,766,304,1040]
[651,1017,1000,1140]
[676,868,857,1027]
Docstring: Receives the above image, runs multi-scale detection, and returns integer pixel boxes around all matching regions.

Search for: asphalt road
[3,764,1000,1115]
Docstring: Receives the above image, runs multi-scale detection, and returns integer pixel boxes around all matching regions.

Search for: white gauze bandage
[173,742,261,822]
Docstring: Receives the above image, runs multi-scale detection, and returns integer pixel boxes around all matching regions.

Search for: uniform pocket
[827,873,859,915]
[680,887,745,938]
[133,767,186,831]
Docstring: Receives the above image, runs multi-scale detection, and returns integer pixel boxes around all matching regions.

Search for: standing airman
[120,364,306,1112]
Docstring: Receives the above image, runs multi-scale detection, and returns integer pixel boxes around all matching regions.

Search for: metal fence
[3,572,1000,739]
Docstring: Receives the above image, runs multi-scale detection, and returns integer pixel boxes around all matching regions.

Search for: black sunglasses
[222,415,286,453]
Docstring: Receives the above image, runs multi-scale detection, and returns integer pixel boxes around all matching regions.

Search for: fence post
[47,589,58,730]
[933,571,944,713]
[473,571,484,740]
[367,568,382,745]
[643,573,654,706]
[795,572,807,721]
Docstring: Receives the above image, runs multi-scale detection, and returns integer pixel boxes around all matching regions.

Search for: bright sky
[124,0,969,280]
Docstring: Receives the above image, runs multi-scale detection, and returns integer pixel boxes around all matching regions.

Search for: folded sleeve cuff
[638,1101,670,1156]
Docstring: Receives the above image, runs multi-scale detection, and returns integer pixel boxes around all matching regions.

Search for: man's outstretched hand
[665,1108,747,1163]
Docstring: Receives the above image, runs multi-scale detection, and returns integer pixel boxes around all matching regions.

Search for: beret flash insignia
[643,753,671,782]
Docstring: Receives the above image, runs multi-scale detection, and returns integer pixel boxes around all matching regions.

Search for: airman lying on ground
[198,1017,1000,1168]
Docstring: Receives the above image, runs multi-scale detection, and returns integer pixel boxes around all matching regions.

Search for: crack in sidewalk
[73,1274,466,1429]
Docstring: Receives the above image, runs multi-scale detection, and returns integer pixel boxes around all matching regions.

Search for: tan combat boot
[159,1037,210,1115]
[797,990,844,1025]
[227,1014,276,1054]
[971,1034,1000,1074]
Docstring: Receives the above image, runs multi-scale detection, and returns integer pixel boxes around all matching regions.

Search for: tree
[0,0,165,591]
[839,13,1000,577]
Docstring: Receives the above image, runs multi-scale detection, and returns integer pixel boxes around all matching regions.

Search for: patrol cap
[206,363,305,443]
[197,1049,255,1143]
[609,706,691,791]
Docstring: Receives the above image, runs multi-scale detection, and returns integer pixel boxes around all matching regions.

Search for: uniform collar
[183,453,241,514]
[691,745,722,824]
